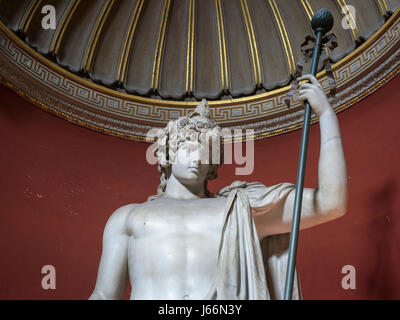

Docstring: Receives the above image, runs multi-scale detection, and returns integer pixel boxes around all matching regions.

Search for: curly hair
[148,99,223,200]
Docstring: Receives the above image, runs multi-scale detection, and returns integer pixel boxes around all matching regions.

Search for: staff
[284,8,334,300]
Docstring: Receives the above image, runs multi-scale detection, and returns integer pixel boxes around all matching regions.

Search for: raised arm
[253,74,348,238]
[89,204,135,300]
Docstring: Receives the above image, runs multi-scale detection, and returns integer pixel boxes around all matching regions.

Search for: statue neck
[163,174,207,200]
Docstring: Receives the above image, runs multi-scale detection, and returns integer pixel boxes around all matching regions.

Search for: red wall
[0,75,399,300]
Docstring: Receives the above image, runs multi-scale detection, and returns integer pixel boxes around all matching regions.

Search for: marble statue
[89,75,348,300]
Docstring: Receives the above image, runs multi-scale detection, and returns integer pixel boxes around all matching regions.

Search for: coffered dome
[0,0,399,140]
[1,0,395,100]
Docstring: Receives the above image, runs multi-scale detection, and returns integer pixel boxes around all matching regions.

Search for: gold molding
[240,0,262,86]
[376,0,391,15]
[1,8,400,142]
[50,0,81,55]
[219,0,228,90]
[215,0,229,91]
[185,0,191,93]
[244,0,261,86]
[20,0,42,34]
[299,1,330,58]
[256,64,400,139]
[376,0,386,16]
[191,0,195,94]
[190,0,195,93]
[186,0,195,94]
[82,0,115,73]
[116,0,144,84]
[2,63,398,142]
[335,0,361,41]
[333,7,398,70]
[0,74,146,141]
[215,0,224,91]
[268,0,296,75]
[341,0,361,38]
[151,0,171,91]
[0,8,399,108]
[381,0,390,13]
[300,0,313,21]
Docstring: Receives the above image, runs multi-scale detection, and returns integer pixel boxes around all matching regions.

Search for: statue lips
[188,166,200,175]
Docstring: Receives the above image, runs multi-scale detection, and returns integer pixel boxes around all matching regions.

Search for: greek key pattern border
[0,10,399,140]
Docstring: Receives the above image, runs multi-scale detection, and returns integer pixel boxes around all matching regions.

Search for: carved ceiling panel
[0,1,399,140]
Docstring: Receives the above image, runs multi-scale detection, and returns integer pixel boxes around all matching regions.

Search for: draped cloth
[204,181,302,300]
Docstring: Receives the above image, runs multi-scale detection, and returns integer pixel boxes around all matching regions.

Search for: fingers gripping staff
[298,74,332,117]
[285,33,337,108]
[283,9,337,300]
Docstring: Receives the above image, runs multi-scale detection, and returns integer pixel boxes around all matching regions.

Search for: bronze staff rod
[284,9,334,300]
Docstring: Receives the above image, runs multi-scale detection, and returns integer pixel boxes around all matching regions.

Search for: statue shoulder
[110,203,140,218]
[104,203,141,235]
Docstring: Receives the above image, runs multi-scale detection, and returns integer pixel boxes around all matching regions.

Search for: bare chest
[127,197,227,239]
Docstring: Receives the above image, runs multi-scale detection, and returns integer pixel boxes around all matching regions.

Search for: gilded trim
[335,0,360,41]
[241,0,262,86]
[151,0,171,91]
[240,0,257,86]
[0,75,147,141]
[244,0,261,85]
[215,0,229,91]
[376,0,386,16]
[186,0,195,94]
[341,0,360,38]
[190,0,195,93]
[257,65,400,139]
[272,1,296,73]
[215,0,225,91]
[334,7,398,70]
[304,0,314,18]
[300,0,312,20]
[116,0,144,84]
[20,0,42,34]
[376,0,390,15]
[2,63,398,142]
[82,0,115,73]
[299,1,330,58]
[218,0,229,90]
[50,0,81,55]
[268,0,296,75]
[382,0,390,13]
[185,0,191,93]
[219,0,228,90]
[0,8,399,107]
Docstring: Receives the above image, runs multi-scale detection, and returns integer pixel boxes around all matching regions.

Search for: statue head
[149,99,223,200]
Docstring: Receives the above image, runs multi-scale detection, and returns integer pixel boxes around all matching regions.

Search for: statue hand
[298,74,331,117]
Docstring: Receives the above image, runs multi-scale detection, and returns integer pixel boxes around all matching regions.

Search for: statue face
[171,140,211,186]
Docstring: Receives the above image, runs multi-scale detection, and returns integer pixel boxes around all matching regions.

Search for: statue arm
[89,204,135,300]
[253,74,348,238]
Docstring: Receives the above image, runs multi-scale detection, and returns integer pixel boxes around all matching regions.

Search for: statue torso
[126,196,227,299]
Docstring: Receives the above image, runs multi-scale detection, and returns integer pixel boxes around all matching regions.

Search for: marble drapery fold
[205,181,302,300]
